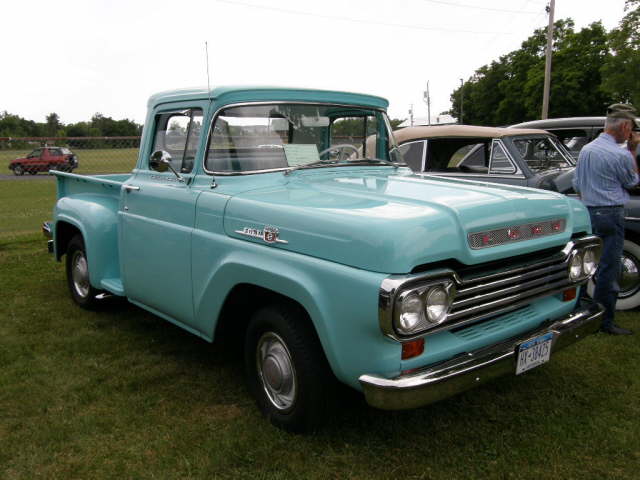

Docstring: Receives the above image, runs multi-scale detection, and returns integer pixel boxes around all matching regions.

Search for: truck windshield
[205,103,400,173]
[511,136,574,172]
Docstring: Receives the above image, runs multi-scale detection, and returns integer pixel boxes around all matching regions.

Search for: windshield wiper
[347,158,406,168]
[284,158,405,175]
[284,159,339,175]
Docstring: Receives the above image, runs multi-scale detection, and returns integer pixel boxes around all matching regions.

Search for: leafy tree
[601,0,640,107]
[46,112,62,136]
[449,17,621,125]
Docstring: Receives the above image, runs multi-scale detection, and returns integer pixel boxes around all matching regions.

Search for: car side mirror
[149,150,171,172]
[149,150,185,182]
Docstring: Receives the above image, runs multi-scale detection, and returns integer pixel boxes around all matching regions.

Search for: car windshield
[205,103,401,173]
[511,135,574,171]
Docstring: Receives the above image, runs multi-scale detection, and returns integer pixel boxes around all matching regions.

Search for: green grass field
[1,234,639,479]
[0,149,136,238]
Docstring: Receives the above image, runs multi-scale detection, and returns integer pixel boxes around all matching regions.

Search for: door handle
[123,185,140,192]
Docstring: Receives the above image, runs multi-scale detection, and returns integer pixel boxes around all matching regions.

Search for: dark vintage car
[510,116,640,160]
[395,124,640,310]
[9,146,78,175]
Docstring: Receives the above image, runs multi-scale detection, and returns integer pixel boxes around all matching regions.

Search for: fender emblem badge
[235,226,289,244]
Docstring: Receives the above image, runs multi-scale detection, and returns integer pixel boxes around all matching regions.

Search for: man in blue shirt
[573,106,640,335]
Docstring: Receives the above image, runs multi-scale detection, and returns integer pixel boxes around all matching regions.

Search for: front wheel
[65,235,100,309]
[244,303,335,432]
[588,238,640,310]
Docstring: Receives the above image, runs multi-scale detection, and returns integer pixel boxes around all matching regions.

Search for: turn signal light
[402,338,425,360]
[563,287,577,302]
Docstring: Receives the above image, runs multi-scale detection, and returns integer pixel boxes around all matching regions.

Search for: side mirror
[149,150,185,182]
[149,150,172,172]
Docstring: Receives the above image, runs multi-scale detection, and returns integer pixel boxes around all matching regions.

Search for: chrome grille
[444,249,572,332]
[378,235,601,342]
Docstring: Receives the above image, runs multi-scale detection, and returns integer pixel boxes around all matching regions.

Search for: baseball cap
[607,103,637,115]
[607,103,639,130]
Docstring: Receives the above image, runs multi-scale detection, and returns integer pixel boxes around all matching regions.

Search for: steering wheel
[318,144,360,161]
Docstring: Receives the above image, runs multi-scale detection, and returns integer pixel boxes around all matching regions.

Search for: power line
[419,0,541,15]
[215,0,516,35]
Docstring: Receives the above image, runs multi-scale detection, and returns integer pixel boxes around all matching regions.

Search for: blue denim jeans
[588,206,625,329]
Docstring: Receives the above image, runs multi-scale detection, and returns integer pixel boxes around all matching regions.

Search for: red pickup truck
[9,147,78,175]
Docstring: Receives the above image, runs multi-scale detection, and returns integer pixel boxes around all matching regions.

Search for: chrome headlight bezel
[567,243,601,283]
[392,279,457,337]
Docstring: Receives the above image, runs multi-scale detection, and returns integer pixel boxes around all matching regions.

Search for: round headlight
[425,286,451,324]
[569,251,583,281]
[398,292,424,332]
[582,248,597,277]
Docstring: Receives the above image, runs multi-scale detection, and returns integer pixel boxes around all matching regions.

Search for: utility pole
[409,104,414,126]
[423,82,431,126]
[541,0,555,119]
[459,78,464,124]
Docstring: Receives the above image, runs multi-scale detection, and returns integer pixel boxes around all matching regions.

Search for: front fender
[191,234,400,389]
[55,194,120,290]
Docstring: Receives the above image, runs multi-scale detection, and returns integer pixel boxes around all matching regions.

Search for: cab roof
[147,85,389,110]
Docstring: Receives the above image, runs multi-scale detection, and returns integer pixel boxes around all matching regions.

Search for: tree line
[448,0,639,126]
[0,111,142,138]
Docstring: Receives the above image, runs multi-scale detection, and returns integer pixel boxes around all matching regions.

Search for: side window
[426,140,488,173]
[152,109,203,173]
[551,129,589,160]
[49,149,61,157]
[398,141,425,171]
[489,141,515,174]
[28,149,42,158]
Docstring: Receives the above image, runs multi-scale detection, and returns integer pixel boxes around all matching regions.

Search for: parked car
[393,125,576,190]
[43,86,603,432]
[9,146,78,175]
[394,124,640,310]
[510,116,640,160]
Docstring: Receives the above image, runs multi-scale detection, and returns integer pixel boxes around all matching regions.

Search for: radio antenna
[205,41,212,102]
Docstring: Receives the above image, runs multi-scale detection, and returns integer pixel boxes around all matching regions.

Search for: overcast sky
[0,0,629,125]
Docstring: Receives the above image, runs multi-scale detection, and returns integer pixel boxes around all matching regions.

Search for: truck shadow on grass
[90,298,616,443]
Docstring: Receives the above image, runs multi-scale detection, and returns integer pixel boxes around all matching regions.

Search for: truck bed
[51,171,132,200]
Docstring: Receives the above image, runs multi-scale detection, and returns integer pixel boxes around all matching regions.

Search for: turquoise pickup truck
[45,86,604,432]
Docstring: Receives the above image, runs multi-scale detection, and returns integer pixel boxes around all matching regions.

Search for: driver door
[119,104,205,327]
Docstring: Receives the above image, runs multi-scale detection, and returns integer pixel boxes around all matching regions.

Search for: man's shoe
[600,325,634,335]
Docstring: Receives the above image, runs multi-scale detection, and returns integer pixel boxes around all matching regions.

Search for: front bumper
[359,299,603,410]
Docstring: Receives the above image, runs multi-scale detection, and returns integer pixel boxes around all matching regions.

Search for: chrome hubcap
[256,332,296,411]
[71,251,90,298]
[619,252,640,298]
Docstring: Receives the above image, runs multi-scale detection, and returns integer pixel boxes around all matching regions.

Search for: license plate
[516,332,554,375]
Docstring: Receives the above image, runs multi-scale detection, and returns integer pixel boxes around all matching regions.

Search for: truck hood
[223,168,582,273]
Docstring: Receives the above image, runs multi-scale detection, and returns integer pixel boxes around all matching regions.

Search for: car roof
[510,116,640,130]
[147,85,389,110]
[509,117,607,129]
[393,124,550,143]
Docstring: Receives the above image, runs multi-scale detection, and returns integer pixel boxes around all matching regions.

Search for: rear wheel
[244,303,335,432]
[65,235,100,309]
[13,165,24,176]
